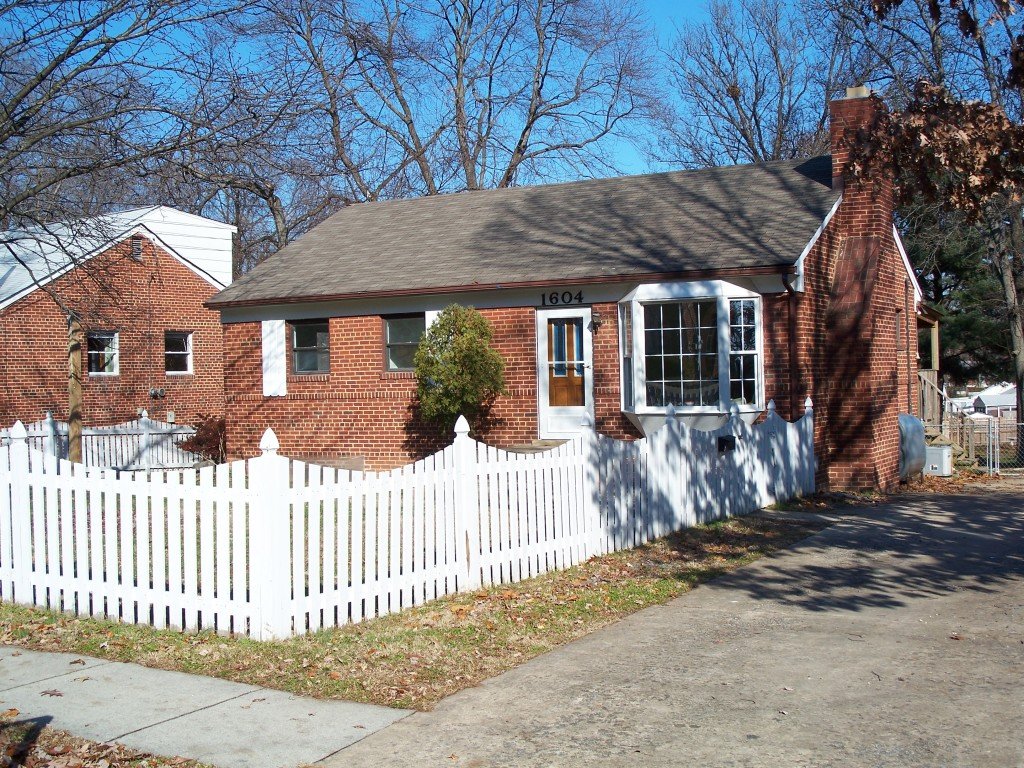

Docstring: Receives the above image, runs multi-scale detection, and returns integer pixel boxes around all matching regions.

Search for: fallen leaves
[41,689,64,697]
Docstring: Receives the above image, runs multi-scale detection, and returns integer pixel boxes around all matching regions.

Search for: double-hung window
[164,331,192,374]
[291,319,330,374]
[86,331,119,375]
[384,314,425,371]
[728,299,758,405]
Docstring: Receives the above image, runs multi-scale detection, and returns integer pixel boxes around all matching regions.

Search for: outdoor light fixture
[590,311,604,331]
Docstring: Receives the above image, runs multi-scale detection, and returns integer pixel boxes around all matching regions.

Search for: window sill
[289,373,330,382]
[87,373,119,378]
[165,372,194,377]
[380,370,415,380]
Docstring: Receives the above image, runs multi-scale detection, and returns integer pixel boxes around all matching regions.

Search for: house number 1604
[540,290,584,306]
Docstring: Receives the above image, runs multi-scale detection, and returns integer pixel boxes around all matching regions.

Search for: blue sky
[610,2,712,174]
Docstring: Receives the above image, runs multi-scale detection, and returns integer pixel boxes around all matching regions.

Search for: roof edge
[206,265,796,310]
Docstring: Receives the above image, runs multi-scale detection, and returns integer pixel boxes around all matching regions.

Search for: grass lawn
[1,515,827,713]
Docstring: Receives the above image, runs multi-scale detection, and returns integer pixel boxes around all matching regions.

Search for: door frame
[536,306,594,439]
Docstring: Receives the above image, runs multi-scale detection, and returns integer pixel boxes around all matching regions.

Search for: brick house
[0,206,235,428]
[209,89,922,490]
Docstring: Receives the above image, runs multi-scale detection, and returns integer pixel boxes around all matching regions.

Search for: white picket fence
[0,400,814,640]
[0,411,197,470]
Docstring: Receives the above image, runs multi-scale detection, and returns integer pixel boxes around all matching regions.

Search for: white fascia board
[147,205,237,232]
[792,195,843,293]
[893,225,924,306]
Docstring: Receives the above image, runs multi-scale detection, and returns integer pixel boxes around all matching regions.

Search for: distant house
[973,385,1018,420]
[0,206,235,428]
[208,88,922,491]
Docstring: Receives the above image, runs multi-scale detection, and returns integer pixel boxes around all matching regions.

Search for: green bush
[414,304,508,430]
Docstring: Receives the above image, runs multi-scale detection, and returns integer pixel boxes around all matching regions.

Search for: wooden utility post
[68,313,83,462]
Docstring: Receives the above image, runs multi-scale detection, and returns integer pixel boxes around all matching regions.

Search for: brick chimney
[821,86,906,491]
[828,85,894,241]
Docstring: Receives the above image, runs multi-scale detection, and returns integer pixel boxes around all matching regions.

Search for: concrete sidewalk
[324,486,1024,767]
[0,647,409,768]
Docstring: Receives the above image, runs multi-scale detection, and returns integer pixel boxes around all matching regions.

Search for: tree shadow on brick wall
[401,398,506,463]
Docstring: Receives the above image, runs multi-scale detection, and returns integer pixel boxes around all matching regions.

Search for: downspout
[782,273,799,420]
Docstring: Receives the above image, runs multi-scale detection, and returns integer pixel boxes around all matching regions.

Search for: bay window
[620,284,763,414]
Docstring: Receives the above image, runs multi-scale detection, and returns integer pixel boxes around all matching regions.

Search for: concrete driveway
[324,485,1024,768]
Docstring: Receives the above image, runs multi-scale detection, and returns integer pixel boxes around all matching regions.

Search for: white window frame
[86,331,119,377]
[618,280,764,415]
[164,331,193,375]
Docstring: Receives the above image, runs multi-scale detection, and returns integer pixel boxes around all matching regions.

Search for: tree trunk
[67,315,83,463]
[990,203,1024,466]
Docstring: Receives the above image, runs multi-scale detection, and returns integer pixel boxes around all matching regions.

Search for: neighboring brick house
[209,89,921,491]
[0,206,235,428]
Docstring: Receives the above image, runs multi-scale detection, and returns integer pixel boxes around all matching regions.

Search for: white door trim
[536,306,594,439]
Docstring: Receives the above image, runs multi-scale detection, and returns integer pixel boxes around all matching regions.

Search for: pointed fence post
[44,411,58,459]
[579,412,601,558]
[664,404,682,532]
[249,428,293,639]
[803,397,815,494]
[452,416,482,590]
[7,421,33,603]
[140,409,152,471]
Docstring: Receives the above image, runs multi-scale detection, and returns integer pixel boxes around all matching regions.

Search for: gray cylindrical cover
[899,413,926,480]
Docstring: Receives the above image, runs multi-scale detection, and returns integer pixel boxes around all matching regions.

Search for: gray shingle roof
[209,156,837,308]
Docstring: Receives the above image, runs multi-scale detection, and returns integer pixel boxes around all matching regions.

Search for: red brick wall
[224,303,639,468]
[0,236,225,428]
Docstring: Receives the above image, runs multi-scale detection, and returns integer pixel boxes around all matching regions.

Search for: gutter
[782,272,800,419]
[206,264,798,311]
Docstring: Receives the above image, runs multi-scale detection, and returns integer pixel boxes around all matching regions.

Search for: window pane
[165,333,189,354]
[661,303,680,328]
[645,329,662,355]
[646,382,665,407]
[166,353,189,372]
[387,316,425,344]
[294,350,321,373]
[644,304,660,328]
[664,329,681,353]
[294,322,328,349]
[388,344,417,370]
[699,328,718,353]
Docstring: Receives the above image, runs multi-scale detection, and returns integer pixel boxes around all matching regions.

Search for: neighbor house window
[164,331,192,374]
[86,331,119,375]
[291,319,330,374]
[644,300,719,407]
[384,314,426,371]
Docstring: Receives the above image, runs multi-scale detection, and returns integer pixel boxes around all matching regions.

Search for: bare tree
[241,0,656,202]
[660,0,850,167]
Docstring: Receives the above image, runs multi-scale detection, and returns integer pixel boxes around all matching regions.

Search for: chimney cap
[845,85,873,99]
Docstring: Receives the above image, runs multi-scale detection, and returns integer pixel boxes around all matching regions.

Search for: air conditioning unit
[924,444,953,477]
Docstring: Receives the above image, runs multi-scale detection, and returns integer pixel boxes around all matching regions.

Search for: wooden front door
[537,307,593,438]
[547,318,586,406]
